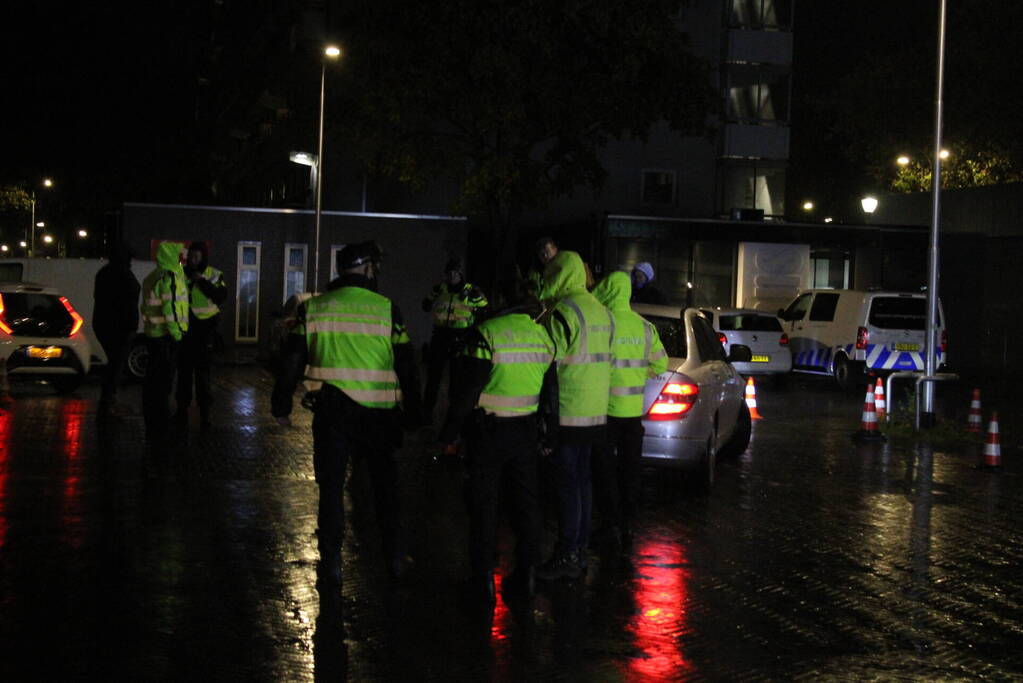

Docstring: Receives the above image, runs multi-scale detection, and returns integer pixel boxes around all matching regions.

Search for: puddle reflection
[0,410,11,547]
[60,400,85,548]
[628,537,693,679]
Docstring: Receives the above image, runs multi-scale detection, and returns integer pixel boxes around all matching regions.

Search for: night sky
[3,2,1010,233]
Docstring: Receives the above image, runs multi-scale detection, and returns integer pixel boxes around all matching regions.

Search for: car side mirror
[728,344,753,364]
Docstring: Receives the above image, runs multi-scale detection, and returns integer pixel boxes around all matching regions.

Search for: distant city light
[43,235,54,244]
[43,178,53,187]
[824,217,834,223]
[897,155,910,165]
[19,241,27,248]
[36,221,45,227]
[1,245,8,252]
[938,148,951,160]
[77,229,88,238]
[802,201,814,211]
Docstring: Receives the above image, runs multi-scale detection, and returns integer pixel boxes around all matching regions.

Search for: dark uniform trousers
[143,336,178,439]
[466,412,541,577]
[590,416,645,531]
[312,385,402,562]
[271,333,306,418]
[176,316,217,418]
[423,327,462,418]
[97,329,135,406]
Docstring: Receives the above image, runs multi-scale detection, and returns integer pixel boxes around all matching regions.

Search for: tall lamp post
[28,178,54,257]
[312,45,342,293]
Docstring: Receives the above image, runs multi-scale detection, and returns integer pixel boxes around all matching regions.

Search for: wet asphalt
[0,367,1021,681]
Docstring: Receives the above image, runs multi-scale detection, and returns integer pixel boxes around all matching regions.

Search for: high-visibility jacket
[469,312,555,417]
[189,266,226,320]
[426,282,487,329]
[304,285,410,409]
[141,241,189,341]
[543,251,612,428]
[593,271,669,418]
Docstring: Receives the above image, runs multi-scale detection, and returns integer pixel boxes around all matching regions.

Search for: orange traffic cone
[853,384,885,441]
[966,388,982,433]
[980,412,1002,469]
[744,377,762,419]
[874,378,886,422]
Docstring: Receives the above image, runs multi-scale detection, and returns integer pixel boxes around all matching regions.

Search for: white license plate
[28,346,63,359]
[750,355,770,363]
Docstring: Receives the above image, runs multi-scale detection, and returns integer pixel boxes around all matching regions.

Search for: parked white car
[0,281,92,393]
[777,289,947,390]
[633,304,753,492]
[699,307,792,378]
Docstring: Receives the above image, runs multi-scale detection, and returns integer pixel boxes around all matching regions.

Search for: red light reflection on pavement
[628,538,693,679]
[490,568,511,643]
[60,401,85,548]
[0,411,12,548]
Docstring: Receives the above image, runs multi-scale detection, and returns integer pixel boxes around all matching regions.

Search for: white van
[777,289,947,389]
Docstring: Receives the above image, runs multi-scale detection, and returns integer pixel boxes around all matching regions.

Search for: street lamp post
[311,45,342,293]
[28,178,54,258]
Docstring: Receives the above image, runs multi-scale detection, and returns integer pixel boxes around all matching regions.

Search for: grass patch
[880,389,981,449]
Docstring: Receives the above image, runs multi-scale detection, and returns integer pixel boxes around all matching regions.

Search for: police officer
[438,275,554,605]
[175,241,227,431]
[536,251,612,581]
[592,271,668,547]
[421,259,487,422]
[303,242,422,585]
[141,241,189,442]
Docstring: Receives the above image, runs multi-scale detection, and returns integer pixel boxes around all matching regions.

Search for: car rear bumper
[732,355,792,375]
[639,430,706,469]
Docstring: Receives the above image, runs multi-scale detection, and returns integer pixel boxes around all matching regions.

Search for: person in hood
[536,250,612,581]
[175,241,228,431]
[93,242,140,417]
[591,271,668,547]
[140,241,189,441]
[631,261,666,305]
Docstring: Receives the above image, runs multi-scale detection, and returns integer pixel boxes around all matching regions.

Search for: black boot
[536,551,582,581]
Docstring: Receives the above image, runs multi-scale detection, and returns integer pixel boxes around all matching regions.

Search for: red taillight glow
[648,382,699,420]
[0,294,11,335]
[779,333,789,346]
[60,297,84,336]
[855,326,869,350]
[717,332,727,346]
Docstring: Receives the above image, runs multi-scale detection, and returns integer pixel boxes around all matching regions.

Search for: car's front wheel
[833,354,865,392]
[126,338,149,379]
[720,402,752,458]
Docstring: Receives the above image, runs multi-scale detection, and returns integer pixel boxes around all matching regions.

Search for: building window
[811,250,850,289]
[283,243,307,303]
[726,67,791,124]
[236,241,261,342]
[720,163,786,217]
[329,244,347,283]
[642,170,676,205]
[729,0,793,29]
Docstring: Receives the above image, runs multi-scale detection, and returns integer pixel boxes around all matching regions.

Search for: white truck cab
[777,289,947,390]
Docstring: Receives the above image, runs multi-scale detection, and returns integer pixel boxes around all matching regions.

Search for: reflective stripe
[561,352,612,365]
[611,385,645,396]
[613,358,649,369]
[306,367,398,383]
[146,298,162,306]
[145,315,167,323]
[560,415,606,427]
[479,393,540,408]
[307,321,391,335]
[493,351,554,364]
[488,409,532,418]
[650,348,667,361]
[192,306,218,315]
[493,342,550,350]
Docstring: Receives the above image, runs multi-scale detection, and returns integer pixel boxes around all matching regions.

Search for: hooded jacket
[141,241,189,340]
[184,241,227,321]
[592,271,669,418]
[542,251,612,436]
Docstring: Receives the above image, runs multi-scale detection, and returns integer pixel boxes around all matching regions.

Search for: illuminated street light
[43,178,53,188]
[824,217,834,223]
[938,148,950,160]
[77,229,88,238]
[312,44,342,292]
[43,235,54,244]
[1,245,8,253]
[19,241,27,248]
[897,155,911,165]
[802,201,814,211]
[861,196,879,214]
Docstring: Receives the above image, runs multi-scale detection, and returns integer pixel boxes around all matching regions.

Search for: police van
[777,289,947,390]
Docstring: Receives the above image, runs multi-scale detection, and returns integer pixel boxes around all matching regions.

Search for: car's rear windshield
[718,314,782,332]
[1,293,74,337]
[868,296,940,330]
[645,315,687,359]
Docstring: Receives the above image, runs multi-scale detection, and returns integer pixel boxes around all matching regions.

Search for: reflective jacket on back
[141,242,189,340]
[543,251,612,428]
[469,312,555,417]
[593,271,669,418]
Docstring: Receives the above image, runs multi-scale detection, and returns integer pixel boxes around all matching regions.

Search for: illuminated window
[283,243,307,302]
[729,0,793,29]
[236,242,261,342]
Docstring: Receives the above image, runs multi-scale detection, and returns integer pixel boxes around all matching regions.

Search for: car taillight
[940,330,947,353]
[779,333,789,346]
[718,332,727,346]
[60,296,84,336]
[0,294,10,334]
[856,326,869,350]
[647,381,699,420]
